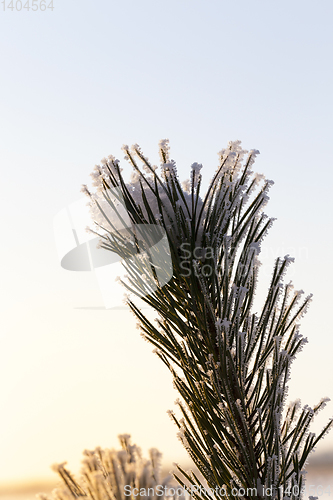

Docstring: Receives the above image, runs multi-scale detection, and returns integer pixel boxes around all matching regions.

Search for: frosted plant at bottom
[38,435,172,500]
[82,140,333,500]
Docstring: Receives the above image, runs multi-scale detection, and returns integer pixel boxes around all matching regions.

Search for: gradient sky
[0,0,333,483]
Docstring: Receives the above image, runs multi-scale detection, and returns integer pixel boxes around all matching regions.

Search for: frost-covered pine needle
[83,140,333,500]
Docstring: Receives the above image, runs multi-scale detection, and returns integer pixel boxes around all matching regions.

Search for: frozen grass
[38,435,172,500]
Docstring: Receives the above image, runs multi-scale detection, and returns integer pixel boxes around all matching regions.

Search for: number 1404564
[1,0,54,11]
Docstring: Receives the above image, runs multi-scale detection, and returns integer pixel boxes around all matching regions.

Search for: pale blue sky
[0,0,333,482]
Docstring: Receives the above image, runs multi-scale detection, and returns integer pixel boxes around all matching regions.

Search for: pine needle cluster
[83,140,333,500]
